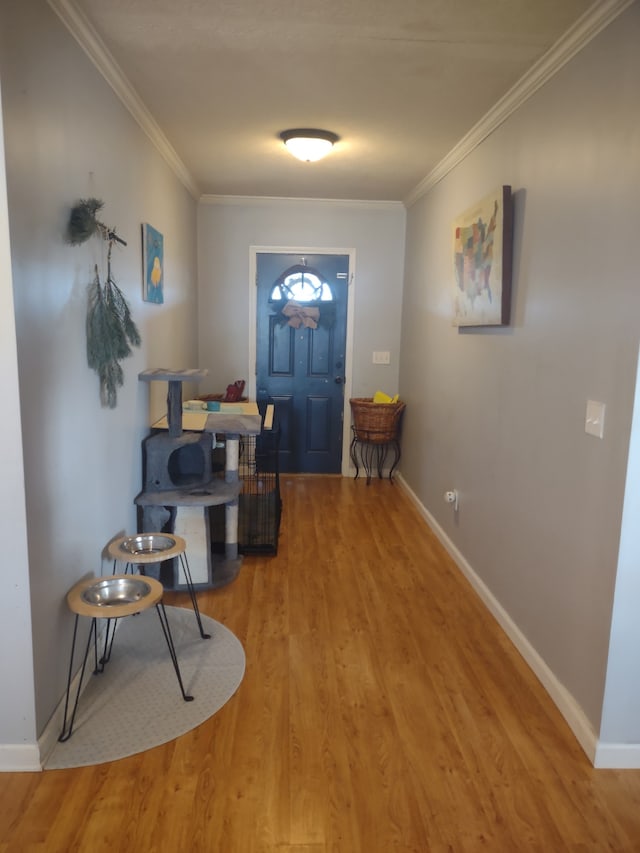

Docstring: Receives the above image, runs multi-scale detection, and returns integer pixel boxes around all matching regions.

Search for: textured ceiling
[65,0,596,201]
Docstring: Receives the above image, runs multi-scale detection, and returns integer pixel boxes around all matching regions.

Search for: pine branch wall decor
[68,199,141,408]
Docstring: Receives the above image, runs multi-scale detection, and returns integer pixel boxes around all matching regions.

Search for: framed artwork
[452,185,513,327]
[142,223,164,304]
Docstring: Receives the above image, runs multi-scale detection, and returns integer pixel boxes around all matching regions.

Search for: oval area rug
[44,605,245,769]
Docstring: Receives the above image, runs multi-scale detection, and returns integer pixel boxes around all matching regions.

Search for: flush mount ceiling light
[280,128,339,162]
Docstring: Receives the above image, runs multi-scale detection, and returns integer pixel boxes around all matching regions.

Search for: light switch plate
[585,399,606,439]
[372,351,390,364]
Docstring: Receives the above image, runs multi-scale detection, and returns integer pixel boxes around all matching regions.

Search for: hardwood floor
[2,476,640,851]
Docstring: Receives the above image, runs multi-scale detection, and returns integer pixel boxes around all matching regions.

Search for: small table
[59,573,193,743]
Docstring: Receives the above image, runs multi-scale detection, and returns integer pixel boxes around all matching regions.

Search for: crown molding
[47,0,200,199]
[199,194,405,211]
[47,0,633,209]
[404,0,636,208]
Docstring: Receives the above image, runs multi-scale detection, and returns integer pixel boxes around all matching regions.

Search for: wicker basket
[349,397,406,443]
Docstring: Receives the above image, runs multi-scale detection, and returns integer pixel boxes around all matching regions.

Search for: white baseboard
[38,699,67,769]
[2,616,113,771]
[0,744,41,772]
[395,474,622,768]
[594,742,640,769]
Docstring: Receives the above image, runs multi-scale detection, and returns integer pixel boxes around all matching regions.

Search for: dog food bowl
[120,534,176,555]
[81,576,152,607]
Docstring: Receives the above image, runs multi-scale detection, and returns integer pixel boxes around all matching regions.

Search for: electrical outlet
[372,351,391,364]
[444,490,459,511]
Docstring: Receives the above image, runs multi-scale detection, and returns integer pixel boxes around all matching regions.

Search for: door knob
[334,376,343,384]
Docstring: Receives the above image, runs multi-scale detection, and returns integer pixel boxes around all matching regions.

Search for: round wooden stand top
[66,573,163,618]
[107,532,186,564]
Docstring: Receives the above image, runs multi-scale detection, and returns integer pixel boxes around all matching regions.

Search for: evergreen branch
[85,259,141,408]
[68,198,127,246]
[68,198,104,245]
[77,210,140,407]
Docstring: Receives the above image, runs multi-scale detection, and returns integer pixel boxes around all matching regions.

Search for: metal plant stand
[349,427,402,484]
[349,398,406,485]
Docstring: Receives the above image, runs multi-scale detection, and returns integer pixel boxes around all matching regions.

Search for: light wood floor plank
[2,475,640,851]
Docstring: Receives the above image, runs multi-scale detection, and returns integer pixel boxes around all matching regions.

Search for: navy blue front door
[256,252,349,473]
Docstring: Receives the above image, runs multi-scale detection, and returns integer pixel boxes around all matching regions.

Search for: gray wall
[399,4,639,735]
[0,83,37,766]
[0,0,199,749]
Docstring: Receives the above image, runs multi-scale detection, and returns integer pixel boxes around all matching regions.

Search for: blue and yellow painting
[142,223,164,304]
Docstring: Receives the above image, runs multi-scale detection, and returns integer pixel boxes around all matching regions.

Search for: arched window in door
[269,263,334,302]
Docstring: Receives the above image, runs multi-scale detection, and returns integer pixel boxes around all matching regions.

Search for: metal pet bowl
[120,534,175,556]
[81,576,152,607]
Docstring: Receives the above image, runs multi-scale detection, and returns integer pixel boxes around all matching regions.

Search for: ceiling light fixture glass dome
[280,128,339,162]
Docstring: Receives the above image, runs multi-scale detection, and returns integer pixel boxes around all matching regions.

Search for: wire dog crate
[236,424,281,554]
[210,413,281,555]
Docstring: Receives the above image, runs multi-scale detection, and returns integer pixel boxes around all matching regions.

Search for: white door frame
[249,245,356,476]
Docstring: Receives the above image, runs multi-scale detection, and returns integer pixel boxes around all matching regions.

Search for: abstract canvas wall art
[452,186,513,327]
